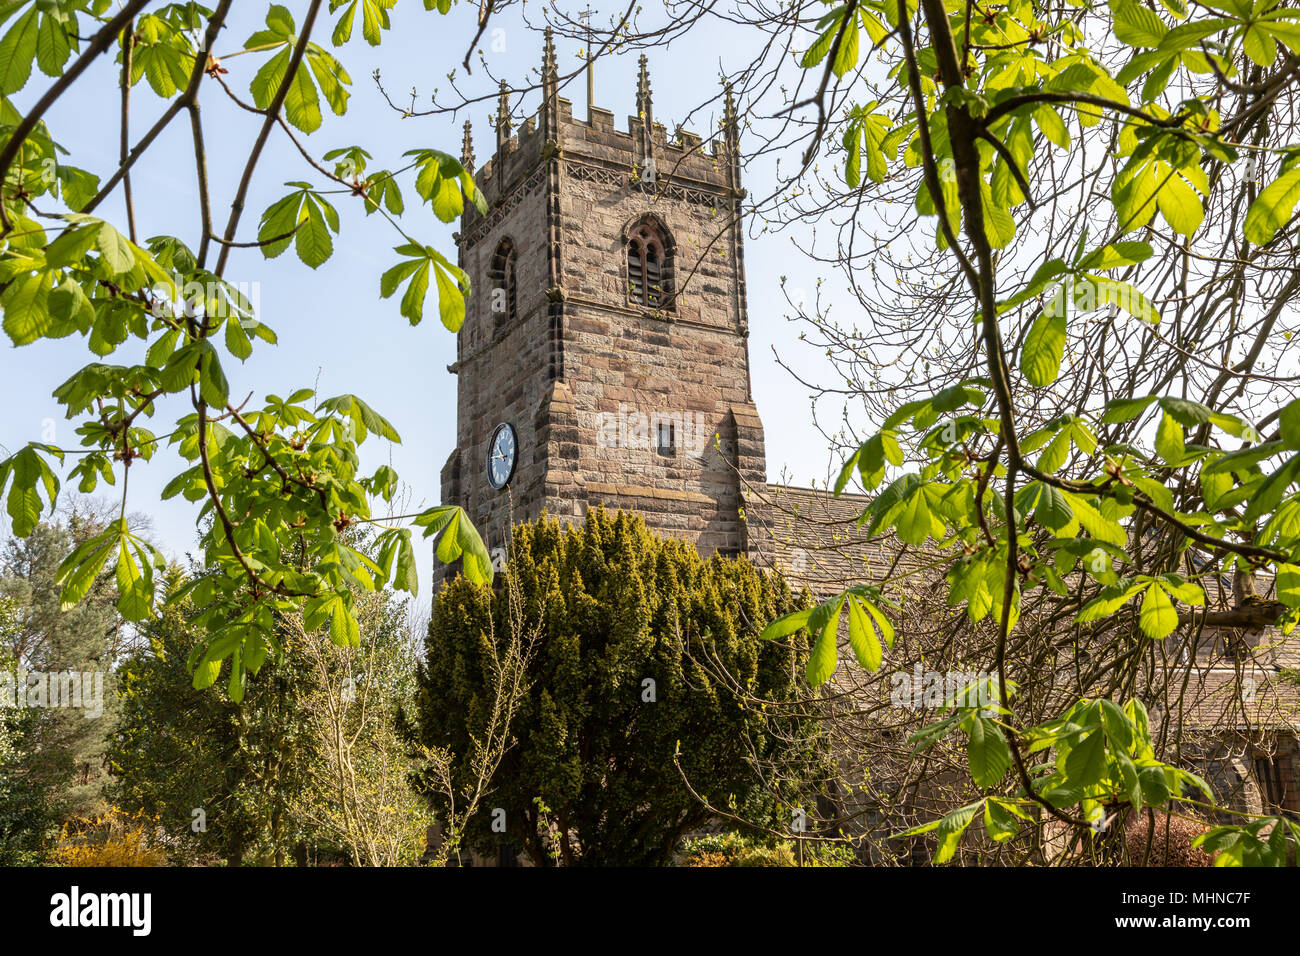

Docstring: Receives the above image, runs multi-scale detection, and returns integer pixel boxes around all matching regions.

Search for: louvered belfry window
[627,222,670,308]
[488,237,517,324]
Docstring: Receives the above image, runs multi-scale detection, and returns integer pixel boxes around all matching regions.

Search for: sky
[0,1,848,591]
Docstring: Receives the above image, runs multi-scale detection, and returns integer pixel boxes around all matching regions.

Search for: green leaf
[115,536,153,621]
[380,245,469,331]
[257,189,304,258]
[933,802,980,864]
[1279,400,1300,450]
[358,168,404,216]
[1113,155,1159,231]
[394,528,419,596]
[225,317,252,360]
[1101,395,1156,423]
[400,259,430,324]
[332,0,359,44]
[967,715,1012,788]
[1035,105,1070,150]
[806,622,838,686]
[1112,0,1169,47]
[908,713,961,751]
[405,149,485,220]
[318,392,401,443]
[805,595,843,685]
[835,446,862,494]
[1099,699,1134,753]
[999,258,1067,313]
[1245,167,1300,246]
[96,221,137,275]
[35,10,73,77]
[843,121,862,188]
[1155,411,1184,465]
[1138,765,1171,805]
[1156,18,1233,54]
[1077,241,1153,271]
[1243,453,1300,522]
[800,9,843,68]
[2,271,52,345]
[897,488,934,546]
[194,346,227,409]
[1064,492,1128,547]
[984,799,1024,842]
[1279,564,1300,609]
[228,648,246,703]
[846,594,882,671]
[1021,310,1066,386]
[54,527,116,610]
[760,607,812,641]
[246,47,288,110]
[414,505,493,585]
[1064,726,1107,787]
[1,446,59,537]
[192,656,222,690]
[830,12,859,78]
[864,599,895,648]
[1154,166,1205,236]
[295,195,336,267]
[329,596,360,647]
[131,15,193,98]
[1037,429,1071,474]
[1139,582,1178,638]
[0,6,38,94]
[49,276,93,332]
[1077,581,1145,622]
[1082,274,1158,322]
[1201,466,1233,509]
[263,4,296,38]
[305,46,351,119]
[1032,482,1074,530]
[430,257,467,332]
[1160,574,1203,606]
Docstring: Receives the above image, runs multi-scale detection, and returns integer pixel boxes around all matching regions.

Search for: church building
[432,33,1300,829]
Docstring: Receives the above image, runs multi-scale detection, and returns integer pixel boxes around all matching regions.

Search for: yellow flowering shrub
[51,808,168,867]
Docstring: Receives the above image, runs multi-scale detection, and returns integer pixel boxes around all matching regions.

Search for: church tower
[440,32,767,567]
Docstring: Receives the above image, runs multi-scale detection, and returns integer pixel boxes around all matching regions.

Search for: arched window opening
[488,237,517,325]
[627,221,672,309]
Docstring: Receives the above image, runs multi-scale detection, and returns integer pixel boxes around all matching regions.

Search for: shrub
[407,510,827,866]
[680,830,855,867]
[1121,810,1214,867]
[51,808,168,867]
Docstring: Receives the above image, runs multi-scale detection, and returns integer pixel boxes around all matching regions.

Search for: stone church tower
[439,31,768,565]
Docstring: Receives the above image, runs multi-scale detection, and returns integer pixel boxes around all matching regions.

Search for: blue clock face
[487,423,517,489]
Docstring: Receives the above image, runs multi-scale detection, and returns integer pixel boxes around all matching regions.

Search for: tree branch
[0,0,152,234]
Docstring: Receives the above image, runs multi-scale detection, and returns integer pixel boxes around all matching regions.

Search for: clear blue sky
[0,2,848,591]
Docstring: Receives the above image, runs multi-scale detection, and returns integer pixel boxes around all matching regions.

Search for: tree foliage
[1,511,119,822]
[112,565,320,865]
[114,549,431,866]
[749,0,1300,863]
[0,601,57,865]
[407,511,827,866]
[290,576,433,867]
[0,0,491,702]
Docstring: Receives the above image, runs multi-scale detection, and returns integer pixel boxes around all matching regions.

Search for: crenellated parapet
[460,40,742,250]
